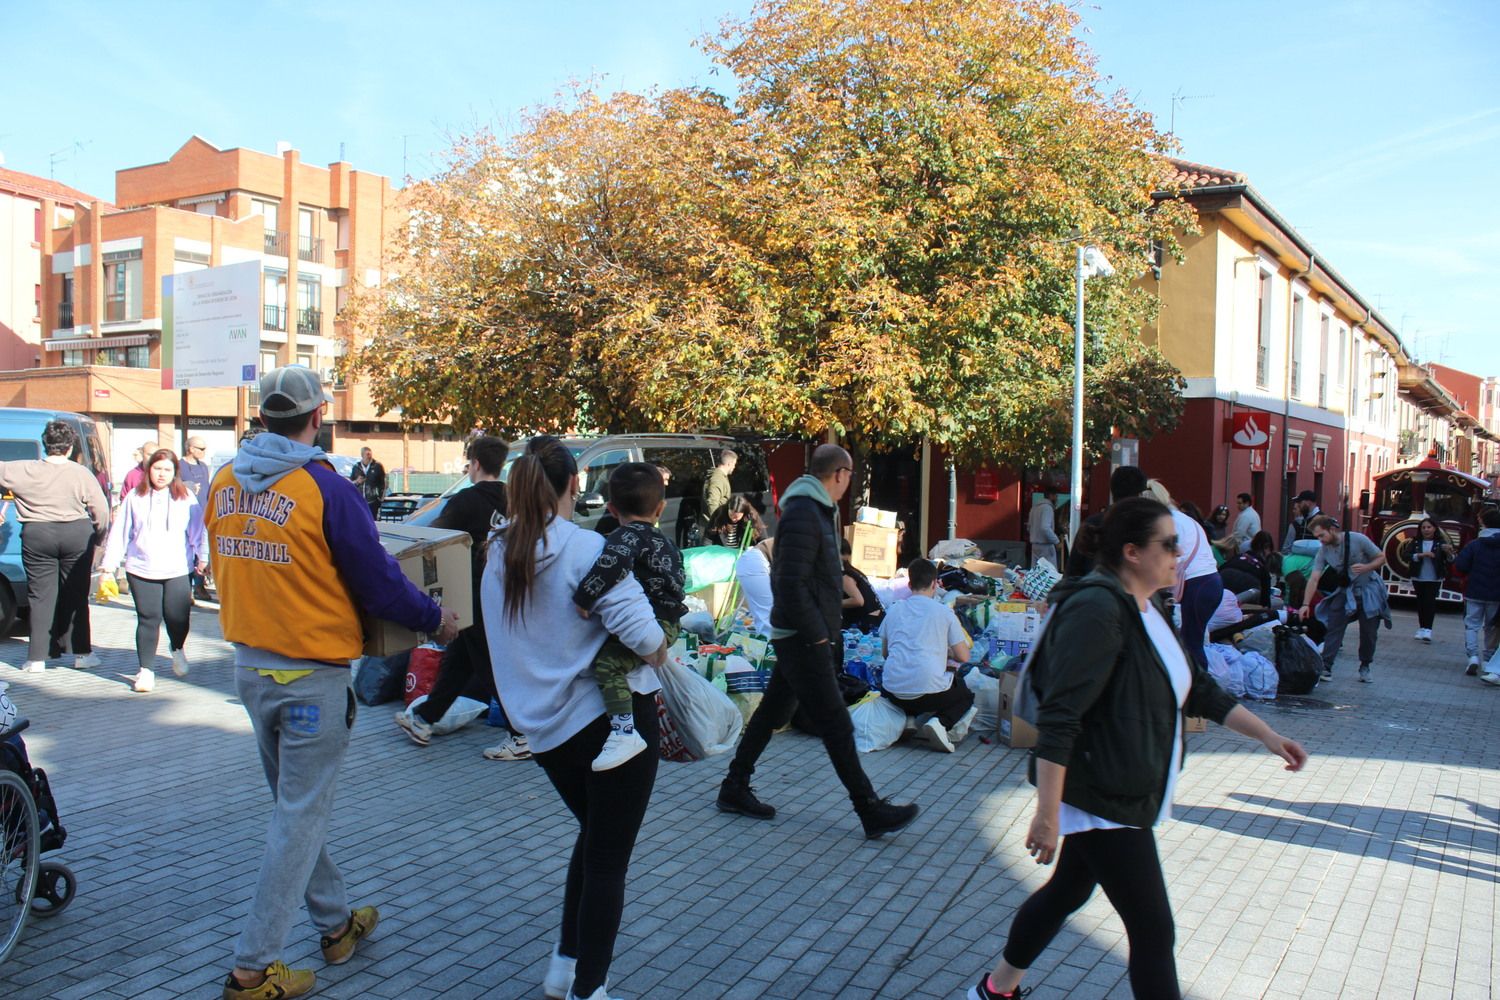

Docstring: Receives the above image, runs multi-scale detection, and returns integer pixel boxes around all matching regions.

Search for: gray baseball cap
[258,365,333,418]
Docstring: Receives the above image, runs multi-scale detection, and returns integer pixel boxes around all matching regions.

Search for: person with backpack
[968,497,1307,1000]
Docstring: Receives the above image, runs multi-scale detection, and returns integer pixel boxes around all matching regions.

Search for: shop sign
[1227,412,1271,449]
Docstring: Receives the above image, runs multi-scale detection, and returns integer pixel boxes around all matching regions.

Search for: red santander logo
[1229,413,1270,449]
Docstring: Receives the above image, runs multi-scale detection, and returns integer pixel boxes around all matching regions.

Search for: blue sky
[4,0,1496,373]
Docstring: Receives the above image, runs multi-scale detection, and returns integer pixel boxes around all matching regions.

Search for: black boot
[717,778,775,819]
[858,798,920,840]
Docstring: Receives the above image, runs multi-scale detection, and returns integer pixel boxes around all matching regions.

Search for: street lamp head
[1082,245,1115,279]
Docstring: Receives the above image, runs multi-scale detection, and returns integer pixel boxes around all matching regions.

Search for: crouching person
[879,558,977,752]
[209,366,460,1000]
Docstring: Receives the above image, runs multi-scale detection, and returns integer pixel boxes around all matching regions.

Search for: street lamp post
[1069,245,1113,545]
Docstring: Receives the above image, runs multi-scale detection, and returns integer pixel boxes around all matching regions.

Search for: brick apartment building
[0,138,462,484]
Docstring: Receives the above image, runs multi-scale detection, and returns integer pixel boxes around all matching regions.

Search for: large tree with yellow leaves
[348,0,1193,467]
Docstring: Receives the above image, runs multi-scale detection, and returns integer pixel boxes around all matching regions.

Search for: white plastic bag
[850,694,907,753]
[964,670,1000,739]
[656,655,743,759]
[404,695,489,736]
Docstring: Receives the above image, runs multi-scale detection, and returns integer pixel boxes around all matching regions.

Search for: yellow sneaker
[222,961,315,1000]
[320,905,379,965]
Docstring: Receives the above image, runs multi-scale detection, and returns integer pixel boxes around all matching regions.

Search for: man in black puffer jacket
[1456,507,1500,682]
[716,444,920,840]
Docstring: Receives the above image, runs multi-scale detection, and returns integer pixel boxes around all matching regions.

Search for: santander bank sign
[1228,412,1271,449]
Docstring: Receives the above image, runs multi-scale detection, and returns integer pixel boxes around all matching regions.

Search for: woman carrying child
[482,438,669,1000]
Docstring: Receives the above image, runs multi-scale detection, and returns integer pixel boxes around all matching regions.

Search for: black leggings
[533,691,659,997]
[21,519,95,661]
[1413,581,1440,630]
[126,574,191,672]
[1003,826,1179,999]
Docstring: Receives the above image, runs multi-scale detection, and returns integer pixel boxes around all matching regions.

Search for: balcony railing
[297,307,322,335]
[1289,360,1301,399]
[264,230,289,256]
[1255,344,1270,390]
[297,234,323,262]
[58,302,73,328]
[1318,373,1328,409]
[263,304,286,331]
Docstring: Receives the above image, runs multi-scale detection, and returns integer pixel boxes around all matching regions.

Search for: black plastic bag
[353,650,411,706]
[1273,625,1321,695]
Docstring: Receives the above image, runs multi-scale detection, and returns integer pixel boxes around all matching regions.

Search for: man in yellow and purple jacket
[208,365,459,1000]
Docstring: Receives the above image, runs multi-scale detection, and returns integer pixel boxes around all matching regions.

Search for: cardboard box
[996,671,1038,748]
[362,524,473,656]
[688,581,738,619]
[962,558,1013,580]
[991,609,1041,643]
[1185,716,1207,734]
[845,522,899,578]
[855,506,898,529]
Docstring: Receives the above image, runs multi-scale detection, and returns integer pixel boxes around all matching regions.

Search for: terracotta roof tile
[1161,157,1245,190]
[0,166,105,206]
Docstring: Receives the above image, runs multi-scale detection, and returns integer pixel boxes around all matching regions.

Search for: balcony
[263,304,287,331]
[263,230,289,256]
[297,234,323,262]
[58,302,73,328]
[297,307,322,336]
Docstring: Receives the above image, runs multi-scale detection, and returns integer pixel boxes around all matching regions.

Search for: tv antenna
[49,139,91,179]
[1169,88,1213,138]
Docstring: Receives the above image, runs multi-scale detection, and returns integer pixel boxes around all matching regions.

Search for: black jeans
[125,573,191,672]
[883,673,975,728]
[728,637,878,808]
[533,692,659,997]
[20,519,96,661]
[1413,581,1440,630]
[1003,826,1178,999]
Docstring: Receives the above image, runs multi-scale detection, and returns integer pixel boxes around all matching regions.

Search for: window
[1290,294,1304,399]
[640,446,714,501]
[296,352,314,369]
[1317,315,1330,408]
[58,273,73,328]
[297,279,321,335]
[195,202,218,217]
[334,210,351,251]
[263,270,287,331]
[251,199,279,232]
[94,345,150,368]
[1336,325,1348,386]
[34,284,41,320]
[0,439,41,462]
[578,448,633,498]
[61,350,86,367]
[1255,270,1273,389]
[33,207,42,244]
[102,250,143,323]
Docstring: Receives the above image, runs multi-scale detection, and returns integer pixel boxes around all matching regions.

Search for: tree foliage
[347,0,1195,467]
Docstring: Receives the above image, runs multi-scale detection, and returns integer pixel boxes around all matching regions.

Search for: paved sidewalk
[0,598,1496,999]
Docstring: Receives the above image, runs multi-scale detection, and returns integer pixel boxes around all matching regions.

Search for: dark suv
[405,434,775,548]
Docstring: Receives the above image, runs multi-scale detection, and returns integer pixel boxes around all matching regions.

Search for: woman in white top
[100,448,208,693]
[1145,479,1223,671]
[969,498,1307,1000]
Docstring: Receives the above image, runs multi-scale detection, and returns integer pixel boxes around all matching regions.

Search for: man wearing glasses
[181,436,214,601]
[716,443,920,840]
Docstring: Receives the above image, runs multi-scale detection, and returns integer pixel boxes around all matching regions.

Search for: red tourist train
[1359,454,1499,601]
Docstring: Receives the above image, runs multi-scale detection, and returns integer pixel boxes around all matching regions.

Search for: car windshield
[403,439,589,528]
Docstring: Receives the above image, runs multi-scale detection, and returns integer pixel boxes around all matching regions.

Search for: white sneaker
[131,668,156,693]
[947,705,980,745]
[923,716,955,753]
[543,945,576,1000]
[1414,628,1425,639]
[483,734,532,760]
[591,728,647,771]
[1480,672,1500,687]
[171,649,189,677]
[21,660,45,673]
[567,986,623,1000]
[72,653,101,670]
[1421,629,1433,643]
[394,707,433,746]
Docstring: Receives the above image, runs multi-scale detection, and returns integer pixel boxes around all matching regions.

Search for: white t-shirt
[1059,602,1190,835]
[878,594,970,697]
[1172,509,1219,581]
[1415,540,1441,582]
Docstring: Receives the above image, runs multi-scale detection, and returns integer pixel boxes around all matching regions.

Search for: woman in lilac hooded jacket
[101,448,208,693]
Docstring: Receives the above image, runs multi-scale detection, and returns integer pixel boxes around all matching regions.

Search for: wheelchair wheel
[30,862,74,918]
[0,769,39,965]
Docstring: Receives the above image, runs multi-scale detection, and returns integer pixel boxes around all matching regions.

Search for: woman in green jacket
[970,497,1308,1000]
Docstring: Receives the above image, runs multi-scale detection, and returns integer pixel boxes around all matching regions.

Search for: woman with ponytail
[481,436,668,1000]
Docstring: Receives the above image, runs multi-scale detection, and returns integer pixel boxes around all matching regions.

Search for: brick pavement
[0,598,1496,999]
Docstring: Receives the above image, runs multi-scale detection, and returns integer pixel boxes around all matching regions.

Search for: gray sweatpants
[233,666,355,970]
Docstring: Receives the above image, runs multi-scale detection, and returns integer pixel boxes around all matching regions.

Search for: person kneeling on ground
[878,557,977,753]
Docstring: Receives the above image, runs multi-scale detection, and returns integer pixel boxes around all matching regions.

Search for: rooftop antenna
[401,134,420,182]
[48,139,91,179]
[339,141,346,162]
[1169,87,1213,138]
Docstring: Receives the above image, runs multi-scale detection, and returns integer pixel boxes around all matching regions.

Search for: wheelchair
[0,718,77,966]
